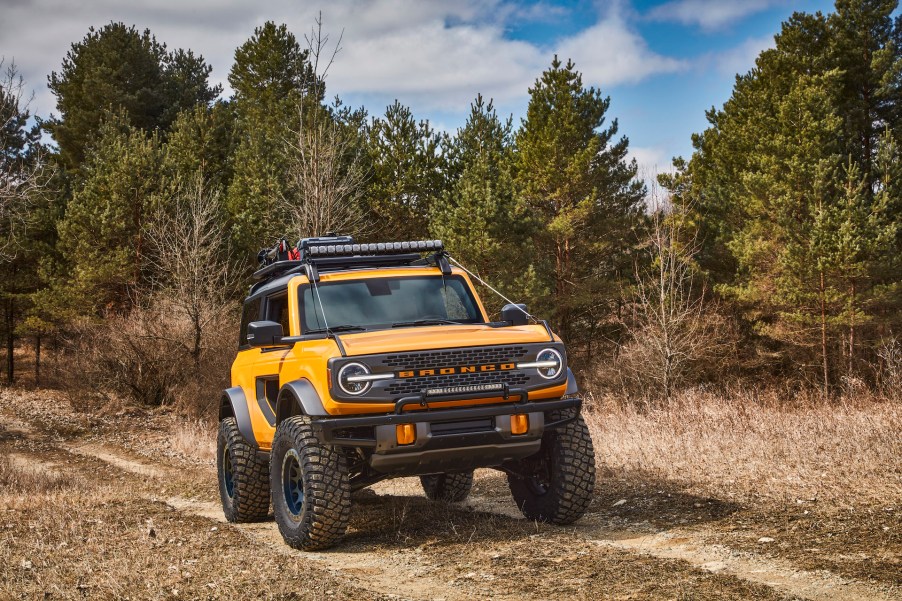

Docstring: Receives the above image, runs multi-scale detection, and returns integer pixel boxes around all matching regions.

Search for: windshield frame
[297,273,487,334]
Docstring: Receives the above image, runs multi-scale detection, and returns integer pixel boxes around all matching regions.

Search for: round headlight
[338,362,371,395]
[536,348,563,380]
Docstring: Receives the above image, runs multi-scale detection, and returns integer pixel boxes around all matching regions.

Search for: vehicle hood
[337,323,556,356]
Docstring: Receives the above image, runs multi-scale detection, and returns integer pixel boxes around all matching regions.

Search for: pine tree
[225,22,316,259]
[228,22,315,118]
[829,0,901,183]
[0,59,56,384]
[47,22,218,171]
[515,57,645,347]
[162,102,235,196]
[366,101,445,240]
[57,114,163,313]
[664,1,902,387]
[429,95,531,311]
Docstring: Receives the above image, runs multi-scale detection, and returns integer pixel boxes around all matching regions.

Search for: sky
[0,0,836,178]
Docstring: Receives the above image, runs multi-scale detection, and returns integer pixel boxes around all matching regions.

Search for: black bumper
[311,396,581,476]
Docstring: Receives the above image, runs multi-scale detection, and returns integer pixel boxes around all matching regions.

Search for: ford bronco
[218,236,596,550]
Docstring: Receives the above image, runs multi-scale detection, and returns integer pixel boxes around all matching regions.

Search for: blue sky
[1,0,836,176]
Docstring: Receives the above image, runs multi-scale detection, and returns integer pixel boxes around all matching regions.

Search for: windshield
[300,275,484,332]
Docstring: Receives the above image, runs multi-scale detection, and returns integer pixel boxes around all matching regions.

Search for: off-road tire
[420,471,474,502]
[270,416,351,550]
[507,410,595,524]
[217,417,270,523]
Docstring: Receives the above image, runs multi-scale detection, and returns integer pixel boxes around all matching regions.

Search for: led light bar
[426,383,505,397]
[306,240,443,258]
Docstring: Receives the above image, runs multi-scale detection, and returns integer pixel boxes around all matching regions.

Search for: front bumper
[311,395,580,476]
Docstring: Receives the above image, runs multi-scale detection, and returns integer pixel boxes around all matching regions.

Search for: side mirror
[500,303,529,326]
[247,321,284,347]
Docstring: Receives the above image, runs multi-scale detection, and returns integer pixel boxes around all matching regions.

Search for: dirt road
[1,392,899,600]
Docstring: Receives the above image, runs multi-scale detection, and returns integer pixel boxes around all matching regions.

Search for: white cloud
[324,12,541,111]
[0,0,684,122]
[557,10,687,87]
[647,0,786,31]
[712,34,775,76]
[630,145,671,175]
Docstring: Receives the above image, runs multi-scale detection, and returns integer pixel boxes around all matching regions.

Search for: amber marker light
[511,414,529,435]
[396,423,416,445]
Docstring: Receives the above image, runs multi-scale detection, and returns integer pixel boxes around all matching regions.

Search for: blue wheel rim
[282,449,304,517]
[222,445,235,499]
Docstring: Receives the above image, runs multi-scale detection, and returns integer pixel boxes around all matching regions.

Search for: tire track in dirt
[165,496,480,601]
[464,489,899,601]
[59,441,504,601]
[464,495,900,601]
[589,529,895,601]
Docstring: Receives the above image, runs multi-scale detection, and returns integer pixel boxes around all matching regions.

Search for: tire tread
[271,416,351,550]
[218,417,270,523]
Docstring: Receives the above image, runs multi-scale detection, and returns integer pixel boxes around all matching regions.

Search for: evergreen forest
[2,1,901,406]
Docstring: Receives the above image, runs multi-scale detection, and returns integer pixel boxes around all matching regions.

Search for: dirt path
[57,442,498,601]
[588,526,886,601]
[64,435,899,601]
[2,409,899,601]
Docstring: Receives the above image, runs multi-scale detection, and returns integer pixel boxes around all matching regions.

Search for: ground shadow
[338,468,743,552]
[587,470,743,529]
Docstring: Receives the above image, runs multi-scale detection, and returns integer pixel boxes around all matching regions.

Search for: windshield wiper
[305,325,367,334]
[392,318,461,328]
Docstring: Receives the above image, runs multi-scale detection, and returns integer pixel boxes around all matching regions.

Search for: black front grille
[384,370,530,396]
[382,346,530,370]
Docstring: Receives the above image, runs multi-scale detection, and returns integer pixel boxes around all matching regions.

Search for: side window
[239,297,261,348]
[266,293,291,336]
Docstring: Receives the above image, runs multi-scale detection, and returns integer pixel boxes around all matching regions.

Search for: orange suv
[217,236,595,549]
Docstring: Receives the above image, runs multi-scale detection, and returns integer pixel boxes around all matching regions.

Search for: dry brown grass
[168,419,216,462]
[0,454,77,495]
[585,388,902,507]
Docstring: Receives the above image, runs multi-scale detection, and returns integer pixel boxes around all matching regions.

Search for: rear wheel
[217,417,270,523]
[270,416,351,550]
[507,411,595,524]
[420,471,474,502]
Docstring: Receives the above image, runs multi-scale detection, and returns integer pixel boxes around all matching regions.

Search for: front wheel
[270,416,351,550]
[506,411,595,524]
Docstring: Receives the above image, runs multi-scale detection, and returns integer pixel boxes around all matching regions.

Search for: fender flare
[219,387,258,448]
[276,378,329,424]
[565,368,579,395]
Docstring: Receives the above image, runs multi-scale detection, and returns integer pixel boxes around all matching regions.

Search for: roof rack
[251,236,450,289]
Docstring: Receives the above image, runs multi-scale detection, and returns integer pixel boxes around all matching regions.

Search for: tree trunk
[193,315,202,369]
[848,280,856,377]
[820,270,829,398]
[5,298,14,386]
[34,335,41,388]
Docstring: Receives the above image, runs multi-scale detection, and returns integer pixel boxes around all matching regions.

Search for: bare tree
[145,174,240,367]
[619,190,733,401]
[279,14,369,239]
[0,58,46,260]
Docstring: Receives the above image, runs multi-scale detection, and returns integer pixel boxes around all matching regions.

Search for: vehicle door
[232,289,293,449]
